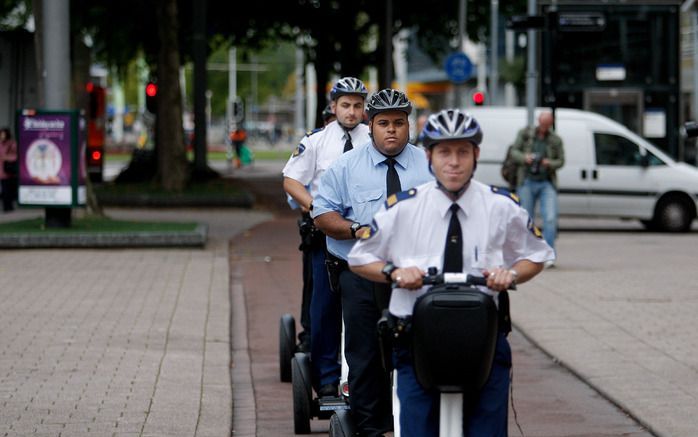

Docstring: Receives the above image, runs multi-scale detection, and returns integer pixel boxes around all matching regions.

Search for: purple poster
[18,113,74,205]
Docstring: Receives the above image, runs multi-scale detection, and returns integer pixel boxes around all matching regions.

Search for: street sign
[506,15,546,30]
[444,52,473,84]
[557,13,606,32]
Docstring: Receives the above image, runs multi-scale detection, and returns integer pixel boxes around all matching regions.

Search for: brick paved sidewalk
[0,208,271,437]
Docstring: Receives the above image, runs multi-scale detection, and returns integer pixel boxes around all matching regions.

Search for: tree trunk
[314,38,333,129]
[156,0,188,191]
[33,0,45,107]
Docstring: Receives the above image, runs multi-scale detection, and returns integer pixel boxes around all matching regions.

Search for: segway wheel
[329,410,356,437]
[292,353,312,434]
[279,314,296,382]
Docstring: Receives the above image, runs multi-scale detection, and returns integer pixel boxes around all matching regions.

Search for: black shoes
[317,383,338,398]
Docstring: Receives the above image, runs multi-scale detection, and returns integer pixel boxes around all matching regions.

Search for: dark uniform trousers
[339,269,393,436]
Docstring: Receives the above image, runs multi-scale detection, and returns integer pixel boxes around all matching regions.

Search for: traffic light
[472,90,486,106]
[87,82,98,117]
[145,81,158,113]
[233,98,244,122]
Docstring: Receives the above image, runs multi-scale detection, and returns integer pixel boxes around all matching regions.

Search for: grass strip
[0,217,198,234]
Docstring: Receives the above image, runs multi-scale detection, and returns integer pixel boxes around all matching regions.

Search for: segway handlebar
[421,268,516,290]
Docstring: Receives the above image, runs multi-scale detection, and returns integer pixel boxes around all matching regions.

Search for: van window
[594,133,664,166]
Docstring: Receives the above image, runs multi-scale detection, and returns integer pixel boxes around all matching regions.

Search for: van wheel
[655,198,693,232]
[640,219,661,231]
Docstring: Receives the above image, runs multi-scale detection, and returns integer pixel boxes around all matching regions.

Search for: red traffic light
[472,91,485,106]
[145,82,158,97]
[86,82,94,93]
[91,150,102,162]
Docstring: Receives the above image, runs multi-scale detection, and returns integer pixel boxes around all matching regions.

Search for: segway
[410,271,504,436]
[330,269,512,436]
[292,317,351,434]
[279,313,296,382]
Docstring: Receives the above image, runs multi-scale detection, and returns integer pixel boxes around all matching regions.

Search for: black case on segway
[411,284,498,393]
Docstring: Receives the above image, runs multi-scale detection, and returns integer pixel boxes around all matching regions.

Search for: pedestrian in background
[230,127,248,168]
[0,127,18,212]
[509,111,564,263]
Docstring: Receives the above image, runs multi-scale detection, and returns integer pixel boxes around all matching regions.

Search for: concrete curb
[0,223,208,248]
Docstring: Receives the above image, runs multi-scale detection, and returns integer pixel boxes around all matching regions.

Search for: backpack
[501,144,518,189]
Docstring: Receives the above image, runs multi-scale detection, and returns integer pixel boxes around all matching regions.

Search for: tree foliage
[10,0,530,189]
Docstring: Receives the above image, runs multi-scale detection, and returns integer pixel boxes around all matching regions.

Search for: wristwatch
[381,262,398,282]
[350,222,362,239]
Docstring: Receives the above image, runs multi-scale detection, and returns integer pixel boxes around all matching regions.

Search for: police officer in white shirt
[282,77,370,398]
[348,109,555,437]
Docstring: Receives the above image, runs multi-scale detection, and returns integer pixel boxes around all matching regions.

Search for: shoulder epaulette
[305,126,325,137]
[491,185,520,205]
[385,188,418,209]
[360,219,379,240]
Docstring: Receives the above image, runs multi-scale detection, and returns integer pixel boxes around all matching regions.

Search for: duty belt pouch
[376,309,396,372]
[325,253,347,293]
[297,213,326,251]
[297,214,314,251]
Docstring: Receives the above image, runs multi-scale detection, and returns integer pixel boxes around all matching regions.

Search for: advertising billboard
[16,110,85,207]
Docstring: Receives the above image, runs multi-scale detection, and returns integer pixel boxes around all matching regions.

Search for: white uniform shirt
[348,179,555,318]
[282,120,370,197]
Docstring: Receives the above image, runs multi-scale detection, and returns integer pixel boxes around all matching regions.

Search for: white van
[468,107,698,232]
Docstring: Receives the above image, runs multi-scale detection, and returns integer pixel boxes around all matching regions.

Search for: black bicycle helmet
[421,109,483,149]
[366,89,413,119]
[321,104,334,122]
[330,77,368,101]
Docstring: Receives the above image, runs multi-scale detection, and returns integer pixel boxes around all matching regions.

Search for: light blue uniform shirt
[312,141,433,260]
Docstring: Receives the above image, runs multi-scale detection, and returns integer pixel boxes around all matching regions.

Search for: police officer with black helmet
[312,89,433,436]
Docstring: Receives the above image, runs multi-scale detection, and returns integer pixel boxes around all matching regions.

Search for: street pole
[526,0,537,127]
[381,0,394,89]
[490,0,499,105]
[227,46,237,161]
[294,45,305,138]
[457,0,467,107]
[505,29,516,106]
[693,10,698,124]
[193,0,207,174]
[42,0,71,227]
[43,0,70,110]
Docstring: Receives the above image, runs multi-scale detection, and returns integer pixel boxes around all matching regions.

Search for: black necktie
[343,131,353,153]
[443,204,463,273]
[385,158,401,196]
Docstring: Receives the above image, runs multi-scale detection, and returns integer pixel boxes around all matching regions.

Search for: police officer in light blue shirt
[313,89,433,436]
